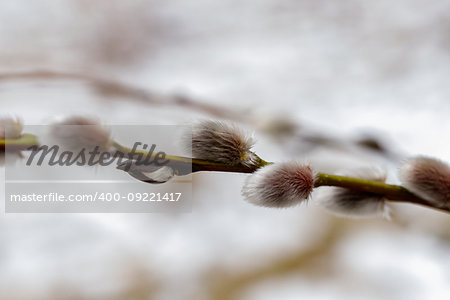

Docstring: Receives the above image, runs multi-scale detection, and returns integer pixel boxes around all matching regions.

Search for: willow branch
[3,136,447,214]
[112,141,448,213]
[314,173,449,213]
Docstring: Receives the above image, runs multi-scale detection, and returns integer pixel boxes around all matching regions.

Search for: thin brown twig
[0,70,246,121]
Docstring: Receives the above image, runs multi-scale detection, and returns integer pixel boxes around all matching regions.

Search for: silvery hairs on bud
[50,116,112,153]
[242,161,315,208]
[399,156,450,208]
[318,168,389,218]
[0,117,23,139]
[185,120,257,167]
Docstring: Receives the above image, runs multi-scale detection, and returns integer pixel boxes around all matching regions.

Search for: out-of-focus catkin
[399,156,450,208]
[318,168,389,218]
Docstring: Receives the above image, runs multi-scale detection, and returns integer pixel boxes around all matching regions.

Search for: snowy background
[1,0,449,299]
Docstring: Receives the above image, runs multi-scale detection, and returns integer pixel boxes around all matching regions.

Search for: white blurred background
[0,0,449,299]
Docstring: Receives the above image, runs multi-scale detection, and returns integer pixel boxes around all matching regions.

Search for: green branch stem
[0,134,40,151]
[314,173,449,213]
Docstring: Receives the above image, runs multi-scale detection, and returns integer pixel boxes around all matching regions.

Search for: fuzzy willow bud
[0,117,23,139]
[186,120,258,167]
[399,156,450,208]
[50,116,112,153]
[242,161,314,208]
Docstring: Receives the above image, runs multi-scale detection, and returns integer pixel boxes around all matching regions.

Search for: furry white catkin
[50,116,112,153]
[318,168,389,218]
[242,161,314,208]
[0,117,23,139]
[399,156,450,208]
[186,120,257,167]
